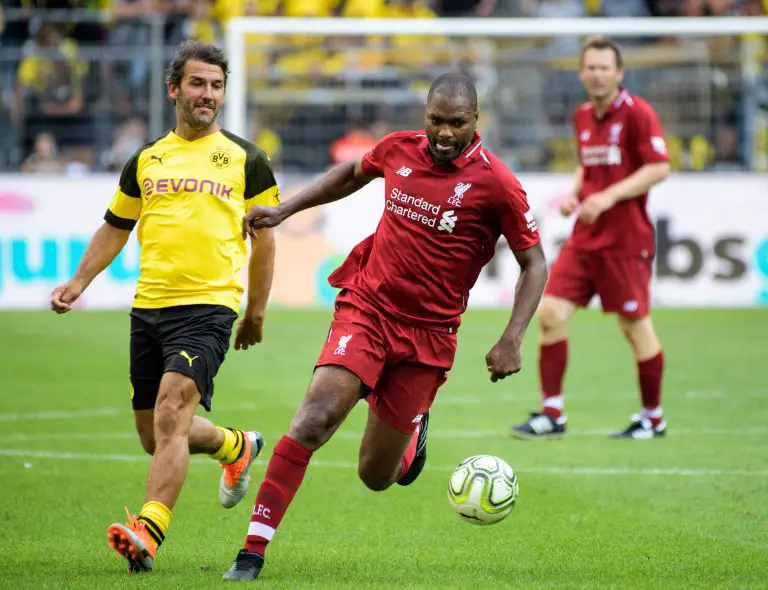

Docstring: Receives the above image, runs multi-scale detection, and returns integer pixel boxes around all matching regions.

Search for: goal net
[225,17,768,174]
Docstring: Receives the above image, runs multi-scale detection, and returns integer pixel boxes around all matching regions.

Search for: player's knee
[289,383,356,450]
[539,301,568,334]
[154,383,196,437]
[618,316,646,342]
[357,462,394,492]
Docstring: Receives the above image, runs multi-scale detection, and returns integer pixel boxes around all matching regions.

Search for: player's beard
[178,95,220,130]
[427,137,464,163]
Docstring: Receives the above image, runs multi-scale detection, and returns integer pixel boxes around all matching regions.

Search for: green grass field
[1,308,766,589]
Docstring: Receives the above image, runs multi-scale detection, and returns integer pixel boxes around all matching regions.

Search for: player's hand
[578,192,615,224]
[50,279,85,314]
[559,195,579,217]
[234,314,264,350]
[485,337,522,382]
[242,205,286,239]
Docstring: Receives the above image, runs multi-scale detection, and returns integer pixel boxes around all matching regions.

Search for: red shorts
[544,247,653,318]
[316,289,457,434]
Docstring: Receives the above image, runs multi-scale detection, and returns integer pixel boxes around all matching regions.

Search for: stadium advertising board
[0,174,765,309]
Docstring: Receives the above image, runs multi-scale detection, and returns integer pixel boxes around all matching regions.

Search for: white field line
[0,426,767,444]
[1,449,767,477]
[0,407,119,422]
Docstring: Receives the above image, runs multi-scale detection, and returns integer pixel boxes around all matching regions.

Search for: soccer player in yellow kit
[50,41,280,573]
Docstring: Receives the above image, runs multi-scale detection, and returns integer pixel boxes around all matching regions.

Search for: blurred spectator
[646,0,683,15]
[173,0,220,45]
[107,0,161,113]
[595,0,651,17]
[20,131,63,173]
[336,0,385,17]
[522,0,584,52]
[682,0,736,15]
[383,0,444,68]
[251,114,284,168]
[711,125,742,169]
[432,0,497,17]
[13,23,92,158]
[329,119,379,164]
[104,116,147,170]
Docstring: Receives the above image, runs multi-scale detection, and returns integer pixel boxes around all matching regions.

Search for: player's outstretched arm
[485,242,548,382]
[243,158,375,238]
[235,228,275,350]
[51,223,131,314]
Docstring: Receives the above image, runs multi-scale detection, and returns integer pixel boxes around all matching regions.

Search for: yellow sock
[209,426,244,465]
[138,501,172,550]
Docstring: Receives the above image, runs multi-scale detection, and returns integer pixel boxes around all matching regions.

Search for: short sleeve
[244,148,280,208]
[497,173,541,252]
[360,131,411,178]
[632,102,669,165]
[104,150,142,231]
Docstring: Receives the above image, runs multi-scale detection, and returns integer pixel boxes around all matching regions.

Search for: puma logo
[180,350,199,367]
[150,153,167,165]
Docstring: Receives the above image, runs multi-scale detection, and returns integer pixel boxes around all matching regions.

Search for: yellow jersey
[105,129,280,312]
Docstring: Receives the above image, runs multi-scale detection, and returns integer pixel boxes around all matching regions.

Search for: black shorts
[130,304,237,412]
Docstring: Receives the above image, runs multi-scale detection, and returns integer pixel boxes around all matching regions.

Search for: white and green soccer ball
[447,455,519,525]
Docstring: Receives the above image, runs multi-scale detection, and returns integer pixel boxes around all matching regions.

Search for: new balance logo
[437,210,458,233]
[623,300,639,312]
[448,182,471,207]
[395,166,412,177]
[180,350,199,367]
[334,334,353,356]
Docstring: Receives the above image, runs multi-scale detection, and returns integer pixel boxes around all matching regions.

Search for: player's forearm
[278,161,369,218]
[71,223,130,288]
[572,166,583,198]
[603,162,670,203]
[502,249,548,344]
[245,229,275,318]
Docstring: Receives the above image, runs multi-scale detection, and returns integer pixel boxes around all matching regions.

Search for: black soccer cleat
[397,411,429,486]
[222,549,265,581]
[510,412,567,440]
[611,414,667,440]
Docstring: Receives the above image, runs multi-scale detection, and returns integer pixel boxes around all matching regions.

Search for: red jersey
[328,130,540,331]
[571,89,668,256]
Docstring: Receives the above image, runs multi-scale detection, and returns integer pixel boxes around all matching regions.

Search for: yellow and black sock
[209,426,245,465]
[137,501,172,550]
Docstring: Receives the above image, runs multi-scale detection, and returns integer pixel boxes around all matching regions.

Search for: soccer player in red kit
[223,73,548,580]
[511,36,670,441]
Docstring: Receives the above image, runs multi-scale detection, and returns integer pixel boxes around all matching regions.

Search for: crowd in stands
[0,0,765,174]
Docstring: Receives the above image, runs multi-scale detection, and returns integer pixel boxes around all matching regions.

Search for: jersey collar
[419,131,483,169]
[591,88,629,121]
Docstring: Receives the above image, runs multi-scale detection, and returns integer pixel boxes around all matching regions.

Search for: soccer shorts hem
[544,247,652,318]
[129,305,237,412]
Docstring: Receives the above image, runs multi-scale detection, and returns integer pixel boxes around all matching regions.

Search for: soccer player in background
[223,73,549,581]
[511,36,671,441]
[50,41,280,572]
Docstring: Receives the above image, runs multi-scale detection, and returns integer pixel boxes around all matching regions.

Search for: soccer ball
[447,455,519,525]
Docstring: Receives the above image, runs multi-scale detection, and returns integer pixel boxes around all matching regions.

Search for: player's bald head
[427,73,478,111]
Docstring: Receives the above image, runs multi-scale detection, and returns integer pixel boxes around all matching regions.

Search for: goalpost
[225,17,768,170]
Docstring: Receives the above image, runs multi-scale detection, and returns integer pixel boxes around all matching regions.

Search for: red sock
[638,351,664,426]
[539,340,568,419]
[397,425,420,481]
[244,435,312,556]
